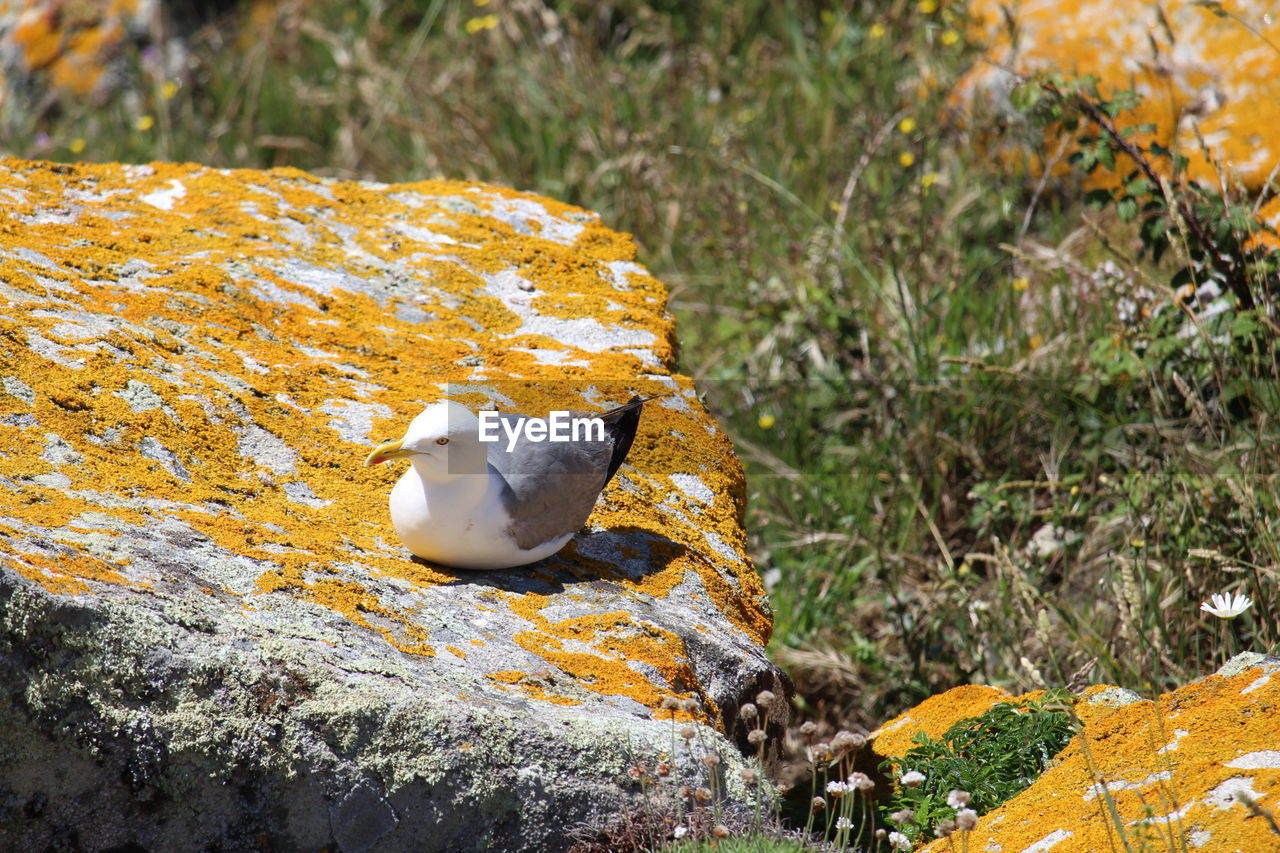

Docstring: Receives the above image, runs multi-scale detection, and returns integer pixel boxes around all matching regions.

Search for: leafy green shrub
[882,692,1075,842]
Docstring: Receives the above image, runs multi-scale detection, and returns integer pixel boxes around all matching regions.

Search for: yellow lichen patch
[502,593,700,709]
[0,540,139,596]
[870,684,1013,760]
[255,565,434,657]
[485,670,583,707]
[956,0,1280,192]
[0,158,768,724]
[10,0,139,97]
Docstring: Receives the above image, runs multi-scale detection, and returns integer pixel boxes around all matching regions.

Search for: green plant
[882,692,1075,843]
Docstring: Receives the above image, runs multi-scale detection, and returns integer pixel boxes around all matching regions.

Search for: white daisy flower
[1200,591,1253,619]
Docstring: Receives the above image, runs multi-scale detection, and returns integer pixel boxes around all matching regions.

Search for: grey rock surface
[0,160,785,852]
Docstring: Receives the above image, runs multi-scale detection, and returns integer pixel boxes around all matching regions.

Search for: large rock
[871,654,1280,853]
[954,0,1280,234]
[0,159,784,852]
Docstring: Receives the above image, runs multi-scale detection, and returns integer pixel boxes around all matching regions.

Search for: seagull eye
[435,437,450,445]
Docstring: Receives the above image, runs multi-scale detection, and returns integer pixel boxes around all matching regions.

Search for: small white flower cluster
[899,769,925,787]
[888,830,912,850]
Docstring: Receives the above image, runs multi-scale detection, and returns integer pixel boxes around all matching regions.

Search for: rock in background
[954,0,1280,230]
[871,653,1280,853]
[0,158,785,852]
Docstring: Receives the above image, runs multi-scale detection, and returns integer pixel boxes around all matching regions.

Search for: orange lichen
[0,157,769,726]
[10,0,139,96]
[1,542,138,596]
[870,684,1014,760]
[956,0,1280,192]
[500,593,704,711]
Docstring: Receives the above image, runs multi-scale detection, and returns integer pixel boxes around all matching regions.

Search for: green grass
[5,0,1277,736]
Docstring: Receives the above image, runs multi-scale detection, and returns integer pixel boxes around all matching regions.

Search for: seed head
[680,697,701,713]
[875,828,887,840]
[900,769,925,788]
[695,786,713,803]
[656,762,671,777]
[713,824,730,838]
[799,721,819,737]
[811,796,826,812]
[740,767,758,784]
[890,808,915,824]
[661,696,681,710]
[739,702,758,720]
[935,819,957,838]
[628,765,644,780]
[747,728,767,745]
[947,789,971,808]
[755,689,776,706]
[702,753,720,767]
[831,730,866,752]
[680,726,696,740]
[848,771,875,792]
[956,808,979,831]
[678,785,692,799]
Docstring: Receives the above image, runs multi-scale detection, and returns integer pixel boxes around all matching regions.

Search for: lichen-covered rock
[0,158,784,852]
[954,1,1280,191]
[1,0,165,109]
[871,654,1280,853]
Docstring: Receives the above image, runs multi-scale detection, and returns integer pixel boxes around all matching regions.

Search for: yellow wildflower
[68,138,86,154]
[135,115,154,132]
[869,23,886,39]
[1028,333,1043,350]
[758,414,777,430]
[474,0,490,5]
[899,152,915,168]
[1012,276,1030,292]
[920,172,940,188]
[465,14,499,34]
[898,117,916,134]
[1131,539,1146,548]
[919,0,938,13]
[941,29,961,46]
[160,80,179,100]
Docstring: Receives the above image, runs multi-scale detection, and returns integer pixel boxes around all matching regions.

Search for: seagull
[365,397,647,569]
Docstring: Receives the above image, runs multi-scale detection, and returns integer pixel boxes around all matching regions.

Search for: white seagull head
[365,400,487,481]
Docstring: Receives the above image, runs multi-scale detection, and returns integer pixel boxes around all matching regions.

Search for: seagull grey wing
[487,413,616,550]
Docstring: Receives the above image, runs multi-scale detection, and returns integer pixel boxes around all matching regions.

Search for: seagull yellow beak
[365,439,414,466]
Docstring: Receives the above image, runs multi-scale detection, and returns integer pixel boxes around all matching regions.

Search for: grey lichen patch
[235,425,298,476]
[138,436,191,483]
[1085,687,1145,708]
[1215,651,1280,678]
[116,378,165,412]
[2,376,35,405]
[40,432,83,465]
